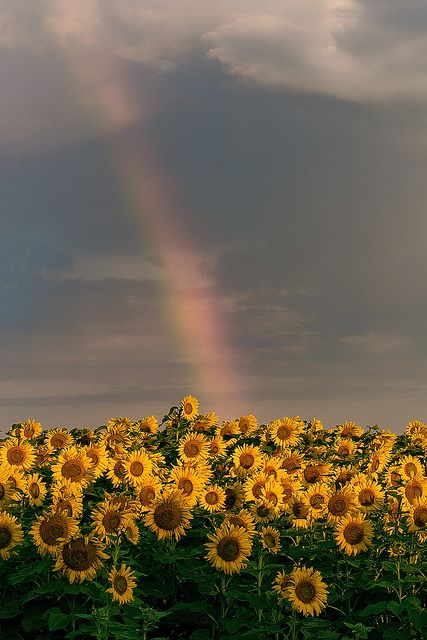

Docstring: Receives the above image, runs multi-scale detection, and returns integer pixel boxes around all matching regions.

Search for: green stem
[257,549,264,624]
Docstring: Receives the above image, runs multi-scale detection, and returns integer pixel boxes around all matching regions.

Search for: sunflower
[352,478,385,513]
[339,421,364,438]
[217,420,240,437]
[223,510,257,537]
[408,426,427,448]
[279,451,304,475]
[244,473,268,503]
[45,428,73,451]
[260,526,281,553]
[181,395,199,420]
[366,448,391,475]
[169,464,205,507]
[272,570,292,601]
[0,439,35,473]
[280,476,303,504]
[108,417,134,430]
[385,465,403,488]
[102,424,132,456]
[0,512,24,560]
[106,457,128,488]
[51,446,93,488]
[26,473,47,507]
[91,501,131,545]
[7,468,28,495]
[33,446,52,469]
[287,495,310,529]
[284,566,329,616]
[406,498,427,535]
[205,524,252,575]
[301,463,333,486]
[144,489,192,541]
[238,414,258,436]
[326,486,357,524]
[335,514,374,555]
[178,432,210,463]
[405,420,427,436]
[199,485,226,513]
[250,499,279,524]
[30,511,79,556]
[134,474,163,512]
[399,476,427,506]
[307,418,324,434]
[123,520,140,545]
[53,534,108,583]
[259,479,285,511]
[0,471,14,509]
[123,450,154,487]
[106,563,137,605]
[137,415,158,435]
[333,465,358,488]
[399,455,424,481]
[21,419,43,440]
[334,438,357,459]
[223,482,246,511]
[207,436,228,459]
[232,445,264,478]
[269,417,302,448]
[84,443,109,479]
[304,483,330,520]
[261,456,284,481]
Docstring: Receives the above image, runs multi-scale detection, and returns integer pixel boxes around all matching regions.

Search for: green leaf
[359,601,388,616]
[46,607,71,631]
[0,599,19,618]
[387,600,404,616]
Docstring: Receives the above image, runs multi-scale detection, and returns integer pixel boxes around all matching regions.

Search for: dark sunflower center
[87,452,99,466]
[210,444,219,455]
[404,462,418,477]
[282,486,293,500]
[140,486,156,506]
[252,483,263,498]
[178,478,194,494]
[390,471,401,486]
[257,505,270,518]
[224,489,237,509]
[240,453,255,469]
[264,533,276,548]
[344,523,364,545]
[205,491,219,505]
[39,516,67,546]
[114,575,128,594]
[266,492,278,506]
[7,447,25,465]
[406,483,422,503]
[295,580,316,603]
[228,516,245,529]
[29,483,40,499]
[24,426,35,438]
[0,526,12,548]
[292,502,308,518]
[184,442,200,457]
[62,461,85,481]
[130,461,144,476]
[370,457,380,472]
[328,495,348,516]
[217,537,240,562]
[103,512,121,533]
[62,539,97,571]
[277,426,291,440]
[310,494,324,509]
[413,507,427,527]
[56,499,74,517]
[338,445,350,456]
[304,467,320,483]
[282,457,300,472]
[51,435,67,448]
[153,502,182,530]
[184,402,193,415]
[359,489,375,506]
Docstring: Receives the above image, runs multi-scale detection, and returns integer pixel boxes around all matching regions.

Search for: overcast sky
[1,0,427,432]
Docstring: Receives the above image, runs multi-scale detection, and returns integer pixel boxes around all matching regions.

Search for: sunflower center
[264,533,277,548]
[130,461,144,477]
[39,516,67,546]
[183,442,200,457]
[103,512,121,533]
[29,483,40,499]
[56,499,74,517]
[343,523,365,545]
[240,453,255,469]
[310,494,324,509]
[51,435,67,448]
[184,402,194,415]
[413,506,427,528]
[24,426,35,438]
[205,491,219,505]
[7,447,25,465]
[62,538,97,571]
[282,486,293,500]
[257,505,270,518]
[87,452,99,466]
[338,445,350,456]
[328,495,349,516]
[153,502,182,530]
[217,537,240,562]
[0,527,12,548]
[62,461,85,481]
[266,492,278,506]
[406,482,422,503]
[370,457,380,472]
[252,483,263,498]
[390,471,401,486]
[295,580,316,603]
[114,462,126,478]
[292,502,308,518]
[178,478,194,494]
[113,575,128,594]
[139,486,156,506]
[359,489,375,506]
[404,462,418,477]
[304,467,320,483]
[224,488,237,509]
[277,426,291,440]
[210,444,219,455]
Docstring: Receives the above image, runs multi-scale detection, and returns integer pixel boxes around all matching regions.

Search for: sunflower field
[0,398,427,639]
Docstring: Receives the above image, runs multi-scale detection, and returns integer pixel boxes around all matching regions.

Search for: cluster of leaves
[0,403,426,639]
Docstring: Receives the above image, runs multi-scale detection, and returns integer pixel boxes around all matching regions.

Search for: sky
[1,0,427,433]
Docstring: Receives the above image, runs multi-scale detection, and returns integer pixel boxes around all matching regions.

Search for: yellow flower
[123,450,154,487]
[301,463,333,486]
[21,419,43,440]
[207,436,228,458]
[200,485,226,513]
[91,501,131,545]
[223,510,257,537]
[334,438,357,459]
[106,563,137,605]
[406,498,427,534]
[217,420,239,437]
[136,416,158,434]
[351,478,385,513]
[0,470,14,509]
[45,428,73,451]
[0,439,35,473]
[238,415,258,436]
[0,512,24,559]
[399,455,424,481]
[84,443,109,479]
[205,524,252,575]
[279,451,304,475]
[269,417,302,448]
[223,483,246,511]
[260,479,285,513]
[26,473,47,507]
[232,445,264,478]
[326,486,357,524]
[144,489,192,541]
[285,566,328,616]
[53,534,109,583]
[250,499,279,524]
[280,476,303,504]
[135,474,163,511]
[169,464,205,507]
[244,474,267,503]
[106,457,128,489]
[30,511,79,556]
[51,446,93,488]
[339,421,364,438]
[178,432,210,463]
[304,483,330,520]
[260,526,281,554]
[272,570,292,601]
[335,514,374,555]
[399,476,427,507]
[287,495,310,529]
[181,395,199,420]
